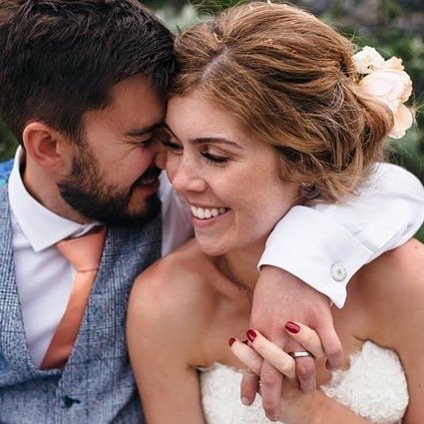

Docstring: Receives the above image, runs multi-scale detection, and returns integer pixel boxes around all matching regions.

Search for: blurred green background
[1,0,423,238]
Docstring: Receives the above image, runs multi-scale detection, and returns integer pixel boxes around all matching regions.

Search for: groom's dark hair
[0,0,175,144]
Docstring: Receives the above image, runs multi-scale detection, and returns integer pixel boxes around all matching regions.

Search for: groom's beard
[57,148,161,227]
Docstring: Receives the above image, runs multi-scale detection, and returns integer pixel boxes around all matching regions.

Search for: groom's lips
[140,166,162,182]
[136,167,161,185]
[133,167,161,193]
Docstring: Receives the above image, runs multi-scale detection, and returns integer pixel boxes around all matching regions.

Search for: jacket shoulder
[0,159,14,186]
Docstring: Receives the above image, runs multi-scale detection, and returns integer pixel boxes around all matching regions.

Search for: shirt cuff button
[331,263,347,282]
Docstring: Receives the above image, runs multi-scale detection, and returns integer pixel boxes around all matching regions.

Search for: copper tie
[41,227,106,369]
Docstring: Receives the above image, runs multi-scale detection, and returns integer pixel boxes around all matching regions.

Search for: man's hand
[231,327,360,424]
[245,266,343,420]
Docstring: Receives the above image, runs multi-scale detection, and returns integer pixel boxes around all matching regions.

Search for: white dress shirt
[7,148,424,365]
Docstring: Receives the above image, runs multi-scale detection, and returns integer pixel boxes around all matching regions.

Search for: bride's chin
[195,239,228,257]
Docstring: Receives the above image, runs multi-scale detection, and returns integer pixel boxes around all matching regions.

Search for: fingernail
[285,321,300,334]
[246,329,256,342]
[228,337,236,347]
[241,396,250,406]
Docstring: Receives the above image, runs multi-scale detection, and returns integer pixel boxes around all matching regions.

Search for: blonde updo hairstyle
[170,1,394,202]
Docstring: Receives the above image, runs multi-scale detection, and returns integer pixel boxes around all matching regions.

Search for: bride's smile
[164,90,300,258]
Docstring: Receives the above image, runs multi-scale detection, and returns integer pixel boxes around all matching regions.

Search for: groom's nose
[153,143,167,170]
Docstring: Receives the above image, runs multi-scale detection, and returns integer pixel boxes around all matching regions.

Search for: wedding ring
[288,350,314,359]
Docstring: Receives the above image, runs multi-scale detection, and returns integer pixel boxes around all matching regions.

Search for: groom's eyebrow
[163,123,241,149]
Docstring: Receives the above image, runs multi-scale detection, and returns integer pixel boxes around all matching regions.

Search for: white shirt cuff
[258,206,373,308]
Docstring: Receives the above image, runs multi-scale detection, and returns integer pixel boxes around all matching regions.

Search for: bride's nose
[168,153,207,194]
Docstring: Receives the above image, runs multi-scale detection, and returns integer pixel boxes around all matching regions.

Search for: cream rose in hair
[353,46,413,139]
[352,46,404,74]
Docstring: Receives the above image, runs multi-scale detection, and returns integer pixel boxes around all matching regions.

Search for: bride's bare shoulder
[354,239,424,333]
[136,238,213,287]
[129,238,218,326]
[363,238,423,293]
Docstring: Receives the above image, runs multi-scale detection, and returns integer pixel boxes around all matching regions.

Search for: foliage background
[1,0,422,237]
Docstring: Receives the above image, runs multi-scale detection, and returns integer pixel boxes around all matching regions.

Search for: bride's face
[164,90,300,256]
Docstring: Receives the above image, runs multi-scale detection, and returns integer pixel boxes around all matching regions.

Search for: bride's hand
[229,326,367,423]
[282,320,326,361]
[229,325,326,422]
[231,323,326,396]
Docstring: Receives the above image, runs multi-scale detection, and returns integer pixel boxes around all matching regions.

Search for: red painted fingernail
[228,337,236,347]
[246,329,257,342]
[285,321,300,334]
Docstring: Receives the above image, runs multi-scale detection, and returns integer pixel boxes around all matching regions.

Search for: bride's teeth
[190,206,227,220]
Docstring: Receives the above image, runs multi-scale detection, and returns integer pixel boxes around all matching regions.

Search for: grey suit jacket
[0,180,162,423]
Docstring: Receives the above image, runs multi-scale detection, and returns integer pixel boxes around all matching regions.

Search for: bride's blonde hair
[170,1,393,201]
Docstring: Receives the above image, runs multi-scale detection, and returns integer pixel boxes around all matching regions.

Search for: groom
[0,1,423,422]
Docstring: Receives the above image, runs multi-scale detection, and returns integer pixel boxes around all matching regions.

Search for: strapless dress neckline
[199,341,408,423]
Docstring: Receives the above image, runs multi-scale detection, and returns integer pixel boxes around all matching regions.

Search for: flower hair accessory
[352,46,413,139]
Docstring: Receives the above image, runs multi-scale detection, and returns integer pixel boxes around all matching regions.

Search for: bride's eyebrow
[163,124,241,149]
[192,138,242,149]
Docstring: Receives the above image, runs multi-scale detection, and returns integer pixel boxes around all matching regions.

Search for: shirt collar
[8,147,100,252]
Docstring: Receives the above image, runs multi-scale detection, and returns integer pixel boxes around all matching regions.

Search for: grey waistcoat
[0,183,162,423]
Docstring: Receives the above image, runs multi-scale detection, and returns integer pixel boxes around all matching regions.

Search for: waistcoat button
[62,395,81,409]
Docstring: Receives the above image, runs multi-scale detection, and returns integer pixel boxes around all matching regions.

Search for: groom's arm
[247,162,423,419]
[258,163,424,307]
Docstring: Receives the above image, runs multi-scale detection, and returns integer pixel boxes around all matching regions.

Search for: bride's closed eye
[200,146,229,165]
[162,135,230,165]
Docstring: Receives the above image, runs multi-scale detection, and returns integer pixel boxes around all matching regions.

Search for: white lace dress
[200,341,409,423]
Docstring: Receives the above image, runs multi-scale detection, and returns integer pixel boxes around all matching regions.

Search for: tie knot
[56,227,106,272]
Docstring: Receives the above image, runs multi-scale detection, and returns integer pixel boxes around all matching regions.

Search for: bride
[127,2,423,423]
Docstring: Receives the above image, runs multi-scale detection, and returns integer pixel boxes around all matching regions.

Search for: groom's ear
[22,121,70,171]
